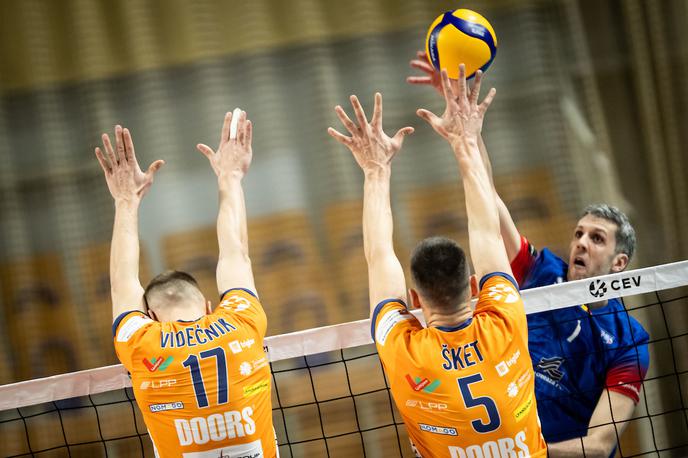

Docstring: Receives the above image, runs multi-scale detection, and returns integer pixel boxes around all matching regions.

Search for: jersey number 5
[182,347,228,408]
[457,374,501,433]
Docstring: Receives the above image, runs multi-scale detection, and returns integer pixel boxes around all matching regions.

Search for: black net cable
[340,348,367,457]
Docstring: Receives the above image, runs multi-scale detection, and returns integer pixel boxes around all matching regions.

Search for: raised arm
[197,109,256,295]
[409,51,521,263]
[417,65,510,279]
[328,93,414,315]
[95,125,164,320]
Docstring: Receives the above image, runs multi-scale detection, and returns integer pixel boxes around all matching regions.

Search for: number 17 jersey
[372,273,546,457]
[113,288,275,458]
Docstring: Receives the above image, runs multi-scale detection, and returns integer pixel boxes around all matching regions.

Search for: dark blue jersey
[512,237,650,443]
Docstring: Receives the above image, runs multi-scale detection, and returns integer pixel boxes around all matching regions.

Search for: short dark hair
[582,204,636,261]
[410,237,470,307]
[144,270,200,308]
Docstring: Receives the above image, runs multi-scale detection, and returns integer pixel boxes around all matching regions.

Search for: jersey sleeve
[371,299,423,374]
[112,311,158,370]
[510,235,537,286]
[605,327,650,403]
[216,288,267,338]
[474,273,526,334]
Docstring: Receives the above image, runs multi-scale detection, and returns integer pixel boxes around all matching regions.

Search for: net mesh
[1,262,687,457]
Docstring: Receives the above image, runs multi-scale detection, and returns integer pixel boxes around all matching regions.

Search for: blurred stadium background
[0,0,686,454]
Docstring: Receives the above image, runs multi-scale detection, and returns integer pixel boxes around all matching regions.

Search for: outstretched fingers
[371,92,382,128]
[349,95,369,130]
[479,88,497,114]
[456,64,467,100]
[469,70,484,105]
[221,111,232,144]
[122,128,136,163]
[101,133,117,168]
[196,143,215,160]
[391,126,414,147]
[245,120,253,147]
[115,125,127,165]
[327,127,353,147]
[95,147,111,174]
[334,105,358,135]
[417,108,449,137]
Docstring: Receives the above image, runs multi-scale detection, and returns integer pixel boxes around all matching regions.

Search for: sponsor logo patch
[419,423,458,436]
[514,395,533,421]
[149,401,184,413]
[142,356,174,372]
[405,399,448,411]
[405,374,440,393]
[495,349,521,377]
[220,295,252,312]
[140,379,177,390]
[243,380,269,398]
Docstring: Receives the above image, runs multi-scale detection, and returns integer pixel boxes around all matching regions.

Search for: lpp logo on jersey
[589,279,607,298]
[486,283,518,303]
[220,295,252,312]
[142,356,173,372]
[405,374,440,393]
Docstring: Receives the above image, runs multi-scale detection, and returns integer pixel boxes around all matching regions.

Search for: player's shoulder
[522,248,568,288]
[371,298,422,344]
[112,310,157,341]
[217,287,261,312]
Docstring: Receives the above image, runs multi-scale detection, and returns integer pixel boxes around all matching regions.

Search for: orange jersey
[113,288,276,458]
[372,273,546,457]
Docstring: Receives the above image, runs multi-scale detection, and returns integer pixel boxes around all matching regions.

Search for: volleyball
[425,9,498,79]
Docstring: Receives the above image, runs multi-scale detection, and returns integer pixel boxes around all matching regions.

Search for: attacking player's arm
[328,93,414,314]
[547,389,636,457]
[197,110,256,295]
[417,65,509,279]
[408,51,521,264]
[95,126,164,321]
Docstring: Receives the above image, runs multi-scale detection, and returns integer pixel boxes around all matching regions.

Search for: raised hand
[407,51,443,95]
[328,93,414,173]
[416,64,496,155]
[95,125,164,202]
[197,109,253,180]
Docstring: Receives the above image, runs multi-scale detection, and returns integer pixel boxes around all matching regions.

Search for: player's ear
[206,300,212,315]
[469,274,479,298]
[408,288,422,309]
[611,253,629,273]
[148,308,159,321]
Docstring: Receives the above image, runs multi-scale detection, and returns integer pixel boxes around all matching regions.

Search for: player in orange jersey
[96,111,277,457]
[328,65,547,457]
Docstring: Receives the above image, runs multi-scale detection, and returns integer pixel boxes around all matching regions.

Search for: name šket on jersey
[372,273,547,458]
[113,288,276,458]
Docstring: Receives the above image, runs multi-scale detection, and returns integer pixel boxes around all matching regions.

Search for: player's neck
[424,303,472,329]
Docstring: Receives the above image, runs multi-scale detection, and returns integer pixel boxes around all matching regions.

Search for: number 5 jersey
[372,273,547,457]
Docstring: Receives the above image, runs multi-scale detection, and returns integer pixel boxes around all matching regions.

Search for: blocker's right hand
[197,109,253,180]
[328,93,414,174]
[95,125,164,203]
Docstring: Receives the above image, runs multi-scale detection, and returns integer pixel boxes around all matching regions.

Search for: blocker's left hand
[95,125,164,203]
[328,93,414,173]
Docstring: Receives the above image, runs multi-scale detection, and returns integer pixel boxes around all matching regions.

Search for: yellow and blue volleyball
[425,9,498,79]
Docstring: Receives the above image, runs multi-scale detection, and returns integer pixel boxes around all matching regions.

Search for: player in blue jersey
[409,52,650,457]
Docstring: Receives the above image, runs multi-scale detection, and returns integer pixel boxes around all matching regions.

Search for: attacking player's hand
[197,109,253,180]
[417,64,496,155]
[328,93,414,173]
[407,51,443,96]
[95,125,164,203]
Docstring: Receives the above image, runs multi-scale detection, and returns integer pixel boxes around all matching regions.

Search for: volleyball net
[1,261,687,457]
